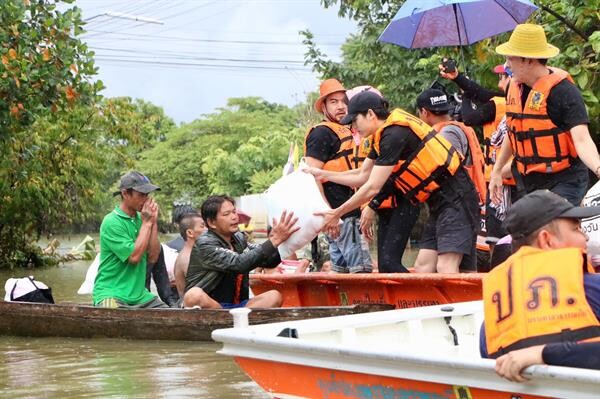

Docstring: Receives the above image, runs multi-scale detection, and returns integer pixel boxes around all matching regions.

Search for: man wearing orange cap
[304,79,372,273]
[487,24,600,206]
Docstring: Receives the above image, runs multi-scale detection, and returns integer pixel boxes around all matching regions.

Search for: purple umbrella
[379,0,538,48]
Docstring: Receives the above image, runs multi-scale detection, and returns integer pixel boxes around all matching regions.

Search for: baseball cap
[493,64,505,74]
[416,88,454,113]
[504,190,600,239]
[339,91,389,125]
[113,171,160,196]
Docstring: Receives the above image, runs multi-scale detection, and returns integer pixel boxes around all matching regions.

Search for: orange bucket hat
[314,78,346,113]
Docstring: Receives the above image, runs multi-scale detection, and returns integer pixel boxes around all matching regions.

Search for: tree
[136,97,313,213]
[0,1,174,268]
[304,0,599,132]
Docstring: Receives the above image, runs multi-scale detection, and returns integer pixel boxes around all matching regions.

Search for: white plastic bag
[265,162,330,259]
[77,253,99,295]
[582,181,600,256]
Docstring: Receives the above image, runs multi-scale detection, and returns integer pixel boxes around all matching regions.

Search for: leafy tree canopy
[0,1,173,268]
[136,97,317,213]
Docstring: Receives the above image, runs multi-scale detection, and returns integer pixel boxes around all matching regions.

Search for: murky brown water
[0,234,269,399]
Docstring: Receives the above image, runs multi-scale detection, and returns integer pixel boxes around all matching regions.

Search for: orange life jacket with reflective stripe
[506,68,578,175]
[304,121,354,173]
[433,120,487,206]
[353,135,396,210]
[373,109,462,204]
[483,246,600,359]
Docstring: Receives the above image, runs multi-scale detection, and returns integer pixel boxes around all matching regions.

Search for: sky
[72,0,358,123]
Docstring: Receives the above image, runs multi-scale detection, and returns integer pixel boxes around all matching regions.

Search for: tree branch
[538,4,589,41]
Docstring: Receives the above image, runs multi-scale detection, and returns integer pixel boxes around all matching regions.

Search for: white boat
[212,301,600,399]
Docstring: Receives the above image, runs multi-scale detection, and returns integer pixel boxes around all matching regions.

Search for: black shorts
[419,172,479,271]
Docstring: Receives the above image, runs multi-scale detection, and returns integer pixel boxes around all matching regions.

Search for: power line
[82,29,343,46]
[90,46,306,64]
[94,56,312,71]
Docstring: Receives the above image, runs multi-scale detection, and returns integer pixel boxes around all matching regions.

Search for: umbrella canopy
[379,0,538,48]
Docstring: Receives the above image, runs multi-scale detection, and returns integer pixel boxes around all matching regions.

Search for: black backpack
[8,276,55,304]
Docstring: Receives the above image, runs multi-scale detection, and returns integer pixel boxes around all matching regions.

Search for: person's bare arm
[128,199,155,264]
[305,157,374,188]
[495,345,545,383]
[316,165,393,237]
[147,200,160,264]
[571,124,600,178]
[489,137,513,204]
[174,244,192,296]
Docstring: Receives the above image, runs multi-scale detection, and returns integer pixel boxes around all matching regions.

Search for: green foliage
[306,0,599,131]
[0,1,174,268]
[0,0,98,268]
[136,97,311,212]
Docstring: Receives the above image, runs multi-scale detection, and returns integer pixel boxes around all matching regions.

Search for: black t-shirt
[367,125,419,165]
[305,124,358,218]
[368,125,475,209]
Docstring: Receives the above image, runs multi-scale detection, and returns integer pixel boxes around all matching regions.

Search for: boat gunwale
[212,301,600,397]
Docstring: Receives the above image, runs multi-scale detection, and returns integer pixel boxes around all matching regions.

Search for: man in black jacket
[182,195,298,309]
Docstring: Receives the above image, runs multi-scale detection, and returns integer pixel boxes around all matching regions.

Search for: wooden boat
[0,300,392,341]
[213,301,600,399]
[250,272,483,308]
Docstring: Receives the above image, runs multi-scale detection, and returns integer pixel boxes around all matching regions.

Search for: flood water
[0,234,270,399]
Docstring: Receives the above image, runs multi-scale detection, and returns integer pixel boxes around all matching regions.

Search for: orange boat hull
[236,357,550,399]
[250,273,483,308]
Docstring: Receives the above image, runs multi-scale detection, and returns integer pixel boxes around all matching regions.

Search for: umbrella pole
[452,3,467,76]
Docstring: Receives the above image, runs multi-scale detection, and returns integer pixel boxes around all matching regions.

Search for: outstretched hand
[269,210,300,247]
[314,209,341,239]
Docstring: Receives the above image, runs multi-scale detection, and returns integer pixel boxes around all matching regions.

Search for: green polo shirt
[93,206,156,306]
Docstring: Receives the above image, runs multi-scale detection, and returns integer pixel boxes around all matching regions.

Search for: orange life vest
[304,121,354,173]
[483,246,600,358]
[353,135,396,210]
[373,109,462,204]
[433,120,487,206]
[506,68,578,175]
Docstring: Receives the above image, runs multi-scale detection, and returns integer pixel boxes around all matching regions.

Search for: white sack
[77,253,99,295]
[582,181,600,256]
[265,163,330,259]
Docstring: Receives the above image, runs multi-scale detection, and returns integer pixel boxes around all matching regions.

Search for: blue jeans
[328,216,372,273]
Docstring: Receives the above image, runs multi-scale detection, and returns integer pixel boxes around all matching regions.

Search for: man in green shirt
[93,171,168,308]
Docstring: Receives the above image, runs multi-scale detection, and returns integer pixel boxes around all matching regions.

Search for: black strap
[506,112,551,120]
[490,325,600,359]
[10,277,41,301]
[513,127,562,141]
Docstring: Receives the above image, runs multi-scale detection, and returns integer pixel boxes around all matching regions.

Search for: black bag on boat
[5,276,55,304]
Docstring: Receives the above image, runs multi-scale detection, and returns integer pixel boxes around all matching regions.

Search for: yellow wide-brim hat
[496,24,559,59]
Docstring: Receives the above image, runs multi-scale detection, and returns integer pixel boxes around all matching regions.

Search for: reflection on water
[0,234,269,398]
[0,337,269,399]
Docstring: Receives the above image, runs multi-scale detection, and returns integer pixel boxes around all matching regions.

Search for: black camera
[442,58,457,74]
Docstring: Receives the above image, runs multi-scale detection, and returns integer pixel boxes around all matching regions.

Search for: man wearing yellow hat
[489,23,600,206]
[304,79,372,273]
